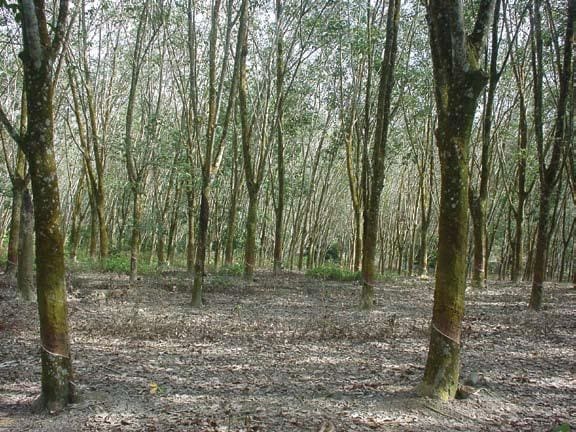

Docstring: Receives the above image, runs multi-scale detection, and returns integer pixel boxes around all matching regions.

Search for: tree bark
[360,0,401,310]
[5,151,26,276]
[421,0,495,400]
[17,189,35,302]
[529,0,574,310]
[13,0,74,412]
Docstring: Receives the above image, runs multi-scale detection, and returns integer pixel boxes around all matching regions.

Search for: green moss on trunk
[244,193,258,280]
[419,325,461,400]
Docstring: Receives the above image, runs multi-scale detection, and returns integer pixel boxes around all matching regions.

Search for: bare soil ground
[1,271,575,431]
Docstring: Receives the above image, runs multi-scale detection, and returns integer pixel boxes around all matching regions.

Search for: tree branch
[469,0,497,54]
[0,105,21,144]
[51,0,70,58]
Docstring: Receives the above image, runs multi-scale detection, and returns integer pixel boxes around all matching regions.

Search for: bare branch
[0,104,21,144]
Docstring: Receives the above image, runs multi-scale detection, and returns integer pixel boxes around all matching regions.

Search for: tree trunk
[192,188,209,307]
[224,137,240,266]
[244,192,258,280]
[129,191,142,283]
[5,178,25,276]
[272,0,285,275]
[420,0,495,400]
[187,189,195,273]
[68,173,86,262]
[469,197,487,288]
[529,0,574,309]
[17,189,35,302]
[13,0,74,412]
[360,0,400,310]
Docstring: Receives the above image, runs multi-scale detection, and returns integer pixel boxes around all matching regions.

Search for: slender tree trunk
[512,88,527,282]
[68,173,85,262]
[192,188,209,306]
[129,190,142,282]
[224,136,240,265]
[17,189,34,302]
[244,192,258,280]
[187,189,195,273]
[360,0,400,310]
[529,0,574,309]
[6,177,25,276]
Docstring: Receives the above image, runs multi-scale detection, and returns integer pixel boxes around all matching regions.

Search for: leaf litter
[0,272,575,431]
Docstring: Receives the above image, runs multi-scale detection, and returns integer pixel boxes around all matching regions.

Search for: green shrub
[217,263,244,276]
[101,255,131,273]
[306,264,361,281]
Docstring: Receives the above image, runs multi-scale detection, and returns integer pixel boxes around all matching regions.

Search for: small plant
[218,263,244,276]
[306,264,361,281]
[101,255,131,273]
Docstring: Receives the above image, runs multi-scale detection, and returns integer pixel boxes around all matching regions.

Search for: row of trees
[0,0,573,409]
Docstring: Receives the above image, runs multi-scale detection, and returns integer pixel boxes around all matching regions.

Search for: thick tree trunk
[15,0,74,412]
[421,0,494,400]
[29,146,74,411]
[421,127,471,399]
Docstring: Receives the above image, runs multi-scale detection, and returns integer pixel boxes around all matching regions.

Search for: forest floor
[0,270,575,431]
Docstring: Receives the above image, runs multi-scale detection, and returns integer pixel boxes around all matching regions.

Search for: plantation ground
[1,271,575,431]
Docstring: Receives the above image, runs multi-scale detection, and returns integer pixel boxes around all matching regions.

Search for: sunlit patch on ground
[1,273,575,431]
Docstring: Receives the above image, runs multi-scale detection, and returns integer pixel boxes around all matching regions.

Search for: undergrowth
[306,265,400,282]
[306,264,361,281]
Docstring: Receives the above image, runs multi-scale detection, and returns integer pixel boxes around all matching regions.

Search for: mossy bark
[244,193,258,281]
[25,75,74,412]
[361,204,378,310]
[360,0,401,310]
[17,0,73,411]
[529,0,574,310]
[420,324,461,400]
[422,0,494,400]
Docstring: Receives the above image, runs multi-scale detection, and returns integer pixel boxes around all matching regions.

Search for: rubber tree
[360,0,401,310]
[124,0,162,282]
[237,0,273,281]
[191,0,239,307]
[272,0,285,274]
[529,0,574,309]
[0,89,27,277]
[507,26,530,282]
[17,188,34,301]
[0,0,74,412]
[420,0,495,400]
[65,0,121,261]
[468,0,503,290]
